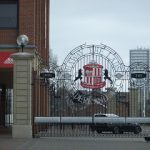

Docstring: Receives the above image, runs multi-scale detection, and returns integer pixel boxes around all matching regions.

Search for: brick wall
[0,30,17,44]
[0,0,49,60]
[0,0,50,119]
[19,0,36,44]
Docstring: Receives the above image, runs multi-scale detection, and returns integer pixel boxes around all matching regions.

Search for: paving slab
[0,136,150,150]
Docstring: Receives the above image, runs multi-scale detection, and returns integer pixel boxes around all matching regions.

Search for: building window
[0,0,18,28]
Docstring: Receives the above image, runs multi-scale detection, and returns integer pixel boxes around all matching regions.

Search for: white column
[11,52,34,138]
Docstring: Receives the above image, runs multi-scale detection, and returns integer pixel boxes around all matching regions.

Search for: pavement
[0,135,150,150]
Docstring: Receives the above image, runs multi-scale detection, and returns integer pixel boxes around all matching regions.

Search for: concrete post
[11,52,34,138]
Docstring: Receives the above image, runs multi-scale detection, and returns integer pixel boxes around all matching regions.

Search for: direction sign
[131,73,146,79]
[40,72,55,78]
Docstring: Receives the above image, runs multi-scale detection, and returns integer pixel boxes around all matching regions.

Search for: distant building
[130,48,150,66]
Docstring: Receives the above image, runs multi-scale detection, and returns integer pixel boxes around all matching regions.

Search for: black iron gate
[34,44,150,138]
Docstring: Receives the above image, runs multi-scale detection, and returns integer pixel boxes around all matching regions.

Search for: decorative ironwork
[52,44,126,112]
[34,44,150,138]
[130,62,149,87]
[61,44,125,92]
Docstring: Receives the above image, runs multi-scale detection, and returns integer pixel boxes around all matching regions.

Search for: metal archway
[54,44,126,114]
[61,44,125,90]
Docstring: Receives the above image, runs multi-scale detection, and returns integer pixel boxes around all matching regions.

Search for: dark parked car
[90,113,142,134]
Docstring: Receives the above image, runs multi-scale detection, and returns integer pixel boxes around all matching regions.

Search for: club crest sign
[81,63,106,89]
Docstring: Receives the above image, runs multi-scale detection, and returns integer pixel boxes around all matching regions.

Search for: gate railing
[33,116,150,138]
[34,117,150,124]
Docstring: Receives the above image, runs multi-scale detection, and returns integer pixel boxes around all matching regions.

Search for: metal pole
[143,86,146,117]
[21,44,24,52]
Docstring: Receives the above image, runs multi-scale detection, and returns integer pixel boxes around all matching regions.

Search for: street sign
[131,73,146,79]
[40,72,55,78]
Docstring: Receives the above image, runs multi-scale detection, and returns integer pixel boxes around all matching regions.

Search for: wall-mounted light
[17,34,29,52]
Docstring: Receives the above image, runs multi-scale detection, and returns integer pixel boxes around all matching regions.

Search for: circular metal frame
[60,44,125,91]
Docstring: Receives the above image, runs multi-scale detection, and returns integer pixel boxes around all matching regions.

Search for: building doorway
[0,69,13,135]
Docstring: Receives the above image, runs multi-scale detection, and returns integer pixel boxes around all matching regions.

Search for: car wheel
[119,131,123,134]
[90,126,95,132]
[134,126,141,134]
[113,127,119,134]
[96,129,102,134]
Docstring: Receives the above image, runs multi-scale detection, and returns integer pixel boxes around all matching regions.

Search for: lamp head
[17,34,29,46]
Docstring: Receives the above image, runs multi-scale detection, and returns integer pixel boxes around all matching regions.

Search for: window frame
[0,0,18,29]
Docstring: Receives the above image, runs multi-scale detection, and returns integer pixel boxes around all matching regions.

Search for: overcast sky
[50,0,150,66]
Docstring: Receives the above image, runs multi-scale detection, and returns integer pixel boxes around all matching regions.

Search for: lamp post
[17,34,29,52]
[12,34,34,138]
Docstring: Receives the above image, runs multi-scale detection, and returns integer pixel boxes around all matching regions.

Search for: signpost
[40,72,55,78]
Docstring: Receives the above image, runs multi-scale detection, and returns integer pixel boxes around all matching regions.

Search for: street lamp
[17,34,29,52]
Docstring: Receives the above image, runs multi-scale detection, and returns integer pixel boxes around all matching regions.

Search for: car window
[94,114,106,117]
[94,113,119,117]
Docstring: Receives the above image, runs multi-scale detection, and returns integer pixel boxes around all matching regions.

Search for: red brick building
[0,0,50,133]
